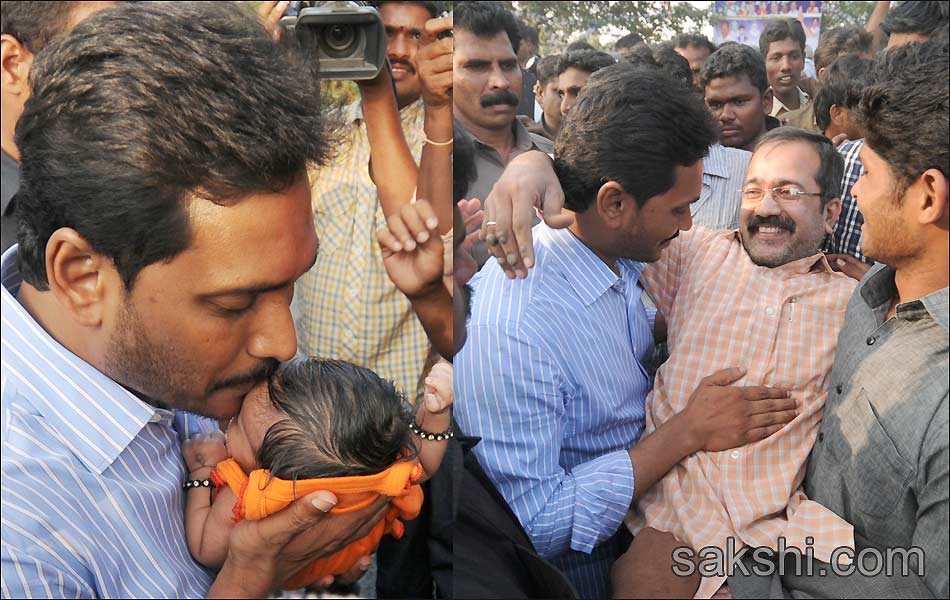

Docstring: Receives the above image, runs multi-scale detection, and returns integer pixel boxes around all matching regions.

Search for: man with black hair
[0,1,117,252]
[614,31,643,57]
[455,63,797,599]
[882,0,950,48]
[813,55,871,142]
[730,37,949,600]
[453,0,551,267]
[1,3,391,597]
[555,48,615,116]
[701,43,780,152]
[674,32,716,87]
[531,54,561,138]
[759,18,810,120]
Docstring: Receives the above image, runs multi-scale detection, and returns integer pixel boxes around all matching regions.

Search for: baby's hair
[257,357,418,480]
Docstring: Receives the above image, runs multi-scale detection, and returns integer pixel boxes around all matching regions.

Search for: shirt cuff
[569,449,635,554]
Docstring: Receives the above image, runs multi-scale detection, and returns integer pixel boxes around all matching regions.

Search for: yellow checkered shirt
[295,98,429,399]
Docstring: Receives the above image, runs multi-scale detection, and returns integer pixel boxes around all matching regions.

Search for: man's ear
[823,197,842,234]
[595,180,633,228]
[916,168,949,227]
[45,228,118,328]
[762,87,774,116]
[1,34,33,94]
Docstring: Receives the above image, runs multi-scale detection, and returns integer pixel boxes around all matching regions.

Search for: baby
[182,356,453,586]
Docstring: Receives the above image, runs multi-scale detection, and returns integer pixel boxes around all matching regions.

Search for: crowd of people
[0,0,947,599]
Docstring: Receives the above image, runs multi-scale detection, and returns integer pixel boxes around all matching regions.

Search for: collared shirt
[294,99,430,399]
[793,264,949,598]
[692,144,751,231]
[1,149,19,254]
[782,101,820,132]
[1,245,219,598]
[770,86,810,119]
[456,118,554,269]
[455,223,653,599]
[823,139,872,264]
[629,227,857,599]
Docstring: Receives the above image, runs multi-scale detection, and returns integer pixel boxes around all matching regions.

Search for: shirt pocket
[828,388,913,519]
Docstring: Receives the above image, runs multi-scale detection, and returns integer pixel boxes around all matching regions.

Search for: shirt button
[731,450,740,459]
[766,307,775,316]
[835,383,843,394]
[866,336,876,346]
[817,432,824,443]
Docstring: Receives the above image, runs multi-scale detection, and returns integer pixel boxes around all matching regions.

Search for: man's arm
[867,1,891,55]
[455,324,634,558]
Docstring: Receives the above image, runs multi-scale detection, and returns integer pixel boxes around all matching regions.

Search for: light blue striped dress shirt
[692,143,751,231]
[455,224,654,599]
[1,246,220,598]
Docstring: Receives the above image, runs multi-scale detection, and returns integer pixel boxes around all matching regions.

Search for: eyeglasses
[738,186,822,208]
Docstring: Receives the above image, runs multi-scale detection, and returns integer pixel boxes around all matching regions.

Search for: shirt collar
[771,87,809,115]
[859,262,949,332]
[1,245,160,474]
[536,223,642,307]
[459,117,538,155]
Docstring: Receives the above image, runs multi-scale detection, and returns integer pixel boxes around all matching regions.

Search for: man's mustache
[207,359,279,394]
[747,214,797,234]
[480,90,519,108]
[389,58,416,74]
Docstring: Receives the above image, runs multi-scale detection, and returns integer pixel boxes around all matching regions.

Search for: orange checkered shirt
[628,227,857,598]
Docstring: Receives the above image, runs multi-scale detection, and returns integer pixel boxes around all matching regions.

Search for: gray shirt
[730,263,949,599]
[457,118,553,268]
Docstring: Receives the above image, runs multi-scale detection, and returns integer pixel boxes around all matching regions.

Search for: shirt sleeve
[2,543,94,599]
[454,322,634,559]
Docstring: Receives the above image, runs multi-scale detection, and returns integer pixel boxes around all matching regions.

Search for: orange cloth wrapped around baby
[211,457,424,590]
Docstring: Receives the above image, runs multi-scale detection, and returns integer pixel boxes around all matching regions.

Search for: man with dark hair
[0,1,117,252]
[882,0,950,48]
[759,18,810,120]
[812,26,873,79]
[674,32,716,87]
[729,37,949,599]
[555,48,615,116]
[528,53,561,139]
[701,43,780,152]
[565,39,596,52]
[453,1,551,267]
[615,31,643,57]
[455,63,797,599]
[0,3,390,598]
[813,55,871,141]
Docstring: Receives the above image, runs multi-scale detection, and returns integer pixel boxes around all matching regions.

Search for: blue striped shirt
[693,143,751,231]
[824,139,872,264]
[455,224,654,599]
[1,245,219,598]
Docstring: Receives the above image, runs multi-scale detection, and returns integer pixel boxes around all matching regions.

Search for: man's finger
[747,395,797,414]
[376,226,402,254]
[334,555,373,586]
[749,409,797,429]
[743,386,793,402]
[702,367,747,387]
[420,15,452,44]
[746,423,786,443]
[400,204,429,243]
[539,178,573,230]
[254,491,337,548]
[411,198,439,230]
[387,214,415,251]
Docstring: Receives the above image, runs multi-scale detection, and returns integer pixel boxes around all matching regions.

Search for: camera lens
[320,24,358,57]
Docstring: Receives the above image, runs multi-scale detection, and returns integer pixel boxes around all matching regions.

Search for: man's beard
[102,298,277,418]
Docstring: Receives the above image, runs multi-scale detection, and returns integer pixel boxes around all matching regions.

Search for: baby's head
[225,357,417,480]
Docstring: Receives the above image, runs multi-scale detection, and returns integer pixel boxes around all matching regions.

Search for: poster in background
[713,1,823,53]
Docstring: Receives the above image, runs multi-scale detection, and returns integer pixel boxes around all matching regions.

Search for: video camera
[280,1,387,80]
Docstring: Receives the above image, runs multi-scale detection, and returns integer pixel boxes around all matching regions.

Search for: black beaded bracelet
[409,419,454,441]
[183,478,213,490]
